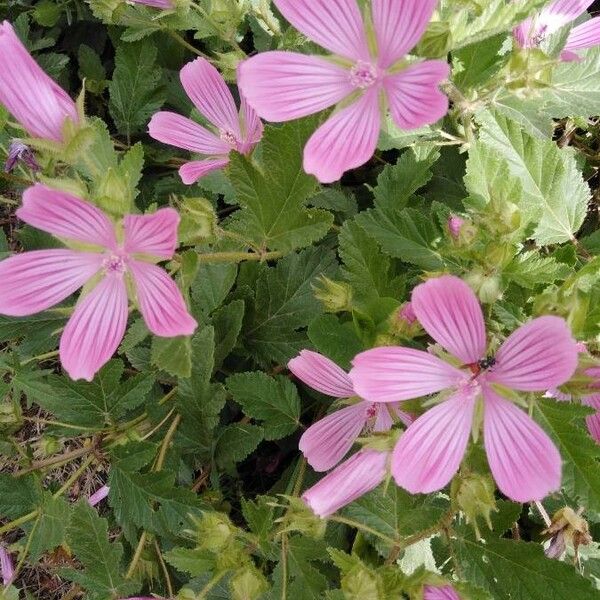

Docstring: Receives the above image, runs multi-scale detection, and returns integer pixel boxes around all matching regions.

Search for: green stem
[21,350,59,365]
[166,30,212,60]
[0,510,38,536]
[197,250,283,264]
[198,571,227,600]
[12,516,39,581]
[329,515,397,546]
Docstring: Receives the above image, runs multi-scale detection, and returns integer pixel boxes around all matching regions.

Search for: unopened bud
[448,215,465,239]
[276,496,327,539]
[37,435,63,457]
[95,167,131,215]
[465,270,501,304]
[451,472,497,539]
[179,197,218,244]
[194,512,236,552]
[313,276,352,313]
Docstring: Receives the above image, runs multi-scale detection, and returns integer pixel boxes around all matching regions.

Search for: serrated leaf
[212,299,245,368]
[191,263,238,315]
[0,474,40,519]
[28,494,69,561]
[534,400,600,513]
[455,536,600,599]
[108,39,166,139]
[164,547,214,577]
[477,110,590,244]
[151,335,192,378]
[63,501,138,600]
[242,247,337,366]
[215,423,264,467]
[227,118,333,253]
[504,252,570,288]
[307,314,363,371]
[227,372,300,440]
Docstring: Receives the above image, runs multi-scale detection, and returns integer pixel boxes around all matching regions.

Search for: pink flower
[238,0,449,183]
[350,275,579,502]
[424,585,460,600]
[302,449,389,517]
[88,485,110,507]
[448,215,465,239]
[0,21,79,142]
[514,0,600,61]
[149,58,263,185]
[130,0,174,8]
[0,184,197,381]
[289,350,411,471]
[398,302,417,325]
[0,546,13,587]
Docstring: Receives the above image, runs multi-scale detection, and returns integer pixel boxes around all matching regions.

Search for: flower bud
[179,198,218,244]
[37,435,63,457]
[448,215,465,239]
[194,512,237,552]
[276,496,327,538]
[451,472,497,539]
[313,276,353,313]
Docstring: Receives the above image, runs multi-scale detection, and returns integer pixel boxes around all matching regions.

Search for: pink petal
[180,58,241,138]
[423,585,461,600]
[299,402,369,471]
[148,111,230,155]
[391,387,477,494]
[582,394,600,444]
[384,60,450,130]
[18,184,117,249]
[0,21,78,142]
[0,250,103,316]
[274,0,370,61]
[0,546,14,587]
[238,95,263,154]
[372,0,439,68]
[302,449,388,517]
[237,52,354,122]
[350,346,468,403]
[303,88,381,183]
[565,17,600,51]
[488,316,579,392]
[60,274,128,382]
[128,260,197,337]
[482,385,561,502]
[123,208,180,260]
[179,158,230,184]
[88,485,110,507]
[411,275,487,364]
[288,350,354,397]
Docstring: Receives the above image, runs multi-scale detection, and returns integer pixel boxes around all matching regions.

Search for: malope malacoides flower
[350,275,579,502]
[149,57,263,184]
[0,21,79,143]
[238,0,449,183]
[0,184,197,381]
[514,0,600,61]
[288,349,412,471]
[424,585,461,600]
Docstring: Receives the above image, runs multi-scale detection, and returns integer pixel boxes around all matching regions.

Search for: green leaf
[29,360,154,431]
[63,501,139,600]
[108,39,166,139]
[227,119,333,253]
[215,423,264,467]
[28,494,69,561]
[242,247,337,365]
[212,300,245,368]
[307,314,363,371]
[534,400,600,513]
[455,536,600,599]
[191,263,238,315]
[503,252,570,288]
[227,372,301,440]
[476,110,590,244]
[151,335,192,378]
[0,474,40,519]
[164,547,214,577]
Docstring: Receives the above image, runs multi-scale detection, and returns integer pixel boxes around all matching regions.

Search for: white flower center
[219,128,238,147]
[349,61,378,89]
[103,254,127,275]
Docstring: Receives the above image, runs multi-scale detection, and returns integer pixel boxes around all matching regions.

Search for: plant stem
[0,510,38,536]
[126,531,147,580]
[154,414,182,471]
[21,350,59,365]
[197,250,283,264]
[15,439,101,477]
[534,500,552,528]
[155,538,174,597]
[166,30,212,60]
[198,571,227,599]
[329,515,397,546]
[12,515,39,581]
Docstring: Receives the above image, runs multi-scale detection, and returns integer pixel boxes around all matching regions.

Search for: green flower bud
[451,472,498,539]
[313,276,353,313]
[179,198,218,244]
[277,496,327,539]
[195,513,237,552]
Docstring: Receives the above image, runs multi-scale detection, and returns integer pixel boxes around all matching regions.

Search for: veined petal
[288,350,354,397]
[148,111,230,155]
[18,184,117,249]
[180,58,240,138]
[411,275,486,364]
[0,250,103,316]
[128,260,197,337]
[274,0,370,61]
[123,208,180,260]
[564,17,600,51]
[488,316,579,392]
[483,385,561,502]
[303,88,381,183]
[60,274,128,381]
[302,450,388,518]
[179,158,230,184]
[391,387,477,494]
[372,0,439,68]
[423,585,461,600]
[350,347,468,403]
[238,95,263,154]
[0,21,78,142]
[88,485,110,507]
[0,546,13,587]
[582,394,600,444]
[299,402,370,471]
[384,60,450,130]
[238,52,354,122]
